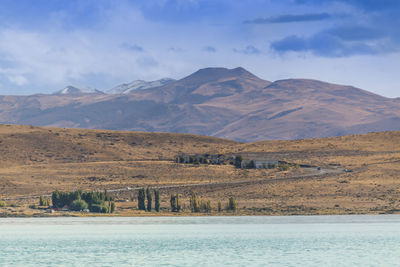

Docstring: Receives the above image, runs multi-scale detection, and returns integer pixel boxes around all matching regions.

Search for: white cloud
[0,1,397,99]
[8,75,28,86]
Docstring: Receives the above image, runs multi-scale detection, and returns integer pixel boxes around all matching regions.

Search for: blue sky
[0,0,398,97]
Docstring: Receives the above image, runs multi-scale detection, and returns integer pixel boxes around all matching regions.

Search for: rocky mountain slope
[0,67,399,141]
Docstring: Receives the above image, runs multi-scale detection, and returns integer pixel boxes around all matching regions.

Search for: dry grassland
[0,125,399,216]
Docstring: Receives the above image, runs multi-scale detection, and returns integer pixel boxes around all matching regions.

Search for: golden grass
[0,124,399,216]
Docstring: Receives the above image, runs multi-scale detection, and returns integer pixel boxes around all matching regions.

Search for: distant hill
[0,67,399,141]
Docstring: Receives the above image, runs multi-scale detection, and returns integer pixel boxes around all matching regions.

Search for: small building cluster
[175,153,286,170]
[175,153,227,165]
[240,159,279,169]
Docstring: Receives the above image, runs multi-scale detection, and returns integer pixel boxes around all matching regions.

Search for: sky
[0,0,399,97]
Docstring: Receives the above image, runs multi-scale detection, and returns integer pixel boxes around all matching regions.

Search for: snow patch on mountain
[54,86,103,95]
[107,78,175,94]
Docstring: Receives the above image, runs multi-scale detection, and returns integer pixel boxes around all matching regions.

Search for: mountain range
[0,67,399,141]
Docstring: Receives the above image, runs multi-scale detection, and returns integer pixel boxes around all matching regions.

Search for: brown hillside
[0,125,399,216]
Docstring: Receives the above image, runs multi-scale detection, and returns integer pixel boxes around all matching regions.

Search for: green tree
[104,189,111,201]
[52,190,61,208]
[43,197,51,206]
[154,189,160,212]
[170,194,176,212]
[170,194,181,212]
[247,160,256,169]
[176,194,181,212]
[70,199,88,211]
[138,188,146,211]
[218,201,222,212]
[110,202,116,213]
[227,197,237,212]
[189,192,200,212]
[205,200,212,213]
[90,203,108,213]
[234,155,243,168]
[146,188,152,212]
[39,195,45,206]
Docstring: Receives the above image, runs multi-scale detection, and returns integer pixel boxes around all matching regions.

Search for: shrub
[279,163,290,171]
[0,201,6,207]
[39,196,51,206]
[90,203,109,213]
[29,204,37,209]
[70,199,88,211]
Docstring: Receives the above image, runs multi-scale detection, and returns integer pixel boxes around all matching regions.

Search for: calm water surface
[1,215,400,266]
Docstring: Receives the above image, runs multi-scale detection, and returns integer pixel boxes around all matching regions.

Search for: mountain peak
[54,85,103,95]
[57,86,82,95]
[183,67,261,84]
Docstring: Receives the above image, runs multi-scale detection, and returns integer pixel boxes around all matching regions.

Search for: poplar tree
[138,188,146,211]
[154,189,160,212]
[170,194,181,212]
[39,195,45,206]
[205,200,212,213]
[146,188,152,212]
[227,197,237,212]
[189,192,200,212]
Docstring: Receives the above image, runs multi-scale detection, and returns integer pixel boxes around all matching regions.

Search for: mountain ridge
[0,67,399,141]
[107,78,175,94]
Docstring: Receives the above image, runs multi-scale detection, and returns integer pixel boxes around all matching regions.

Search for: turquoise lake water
[1,215,400,266]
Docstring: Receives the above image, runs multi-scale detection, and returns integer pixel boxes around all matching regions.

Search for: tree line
[138,188,160,212]
[50,189,115,213]
[137,189,237,213]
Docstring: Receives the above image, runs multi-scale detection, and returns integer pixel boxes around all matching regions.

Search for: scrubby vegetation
[39,195,51,206]
[70,199,88,211]
[188,192,215,213]
[51,189,114,213]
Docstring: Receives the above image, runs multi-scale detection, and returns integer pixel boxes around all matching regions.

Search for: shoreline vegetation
[1,189,239,217]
